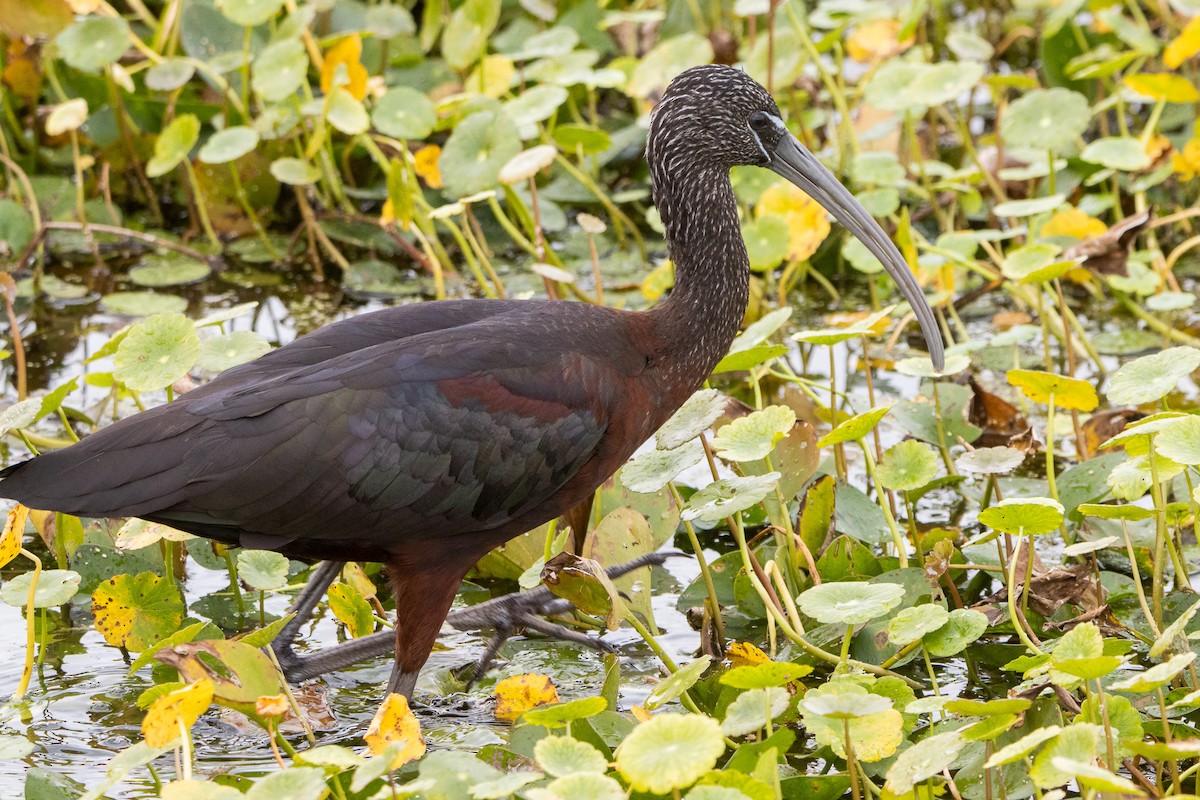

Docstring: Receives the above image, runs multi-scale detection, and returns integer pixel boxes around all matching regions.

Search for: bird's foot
[446,550,678,686]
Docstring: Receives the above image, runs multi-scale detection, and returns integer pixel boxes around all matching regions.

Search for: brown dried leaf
[1064,210,1151,277]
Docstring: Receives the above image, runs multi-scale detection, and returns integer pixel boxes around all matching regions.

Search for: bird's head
[648,64,945,371]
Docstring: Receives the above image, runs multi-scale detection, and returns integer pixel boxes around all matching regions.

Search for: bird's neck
[644,167,750,397]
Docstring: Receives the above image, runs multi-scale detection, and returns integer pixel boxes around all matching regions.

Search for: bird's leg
[271,560,345,676]
[446,551,676,684]
[382,560,472,699]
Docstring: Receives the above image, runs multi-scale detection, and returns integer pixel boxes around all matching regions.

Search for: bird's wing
[5,308,647,553]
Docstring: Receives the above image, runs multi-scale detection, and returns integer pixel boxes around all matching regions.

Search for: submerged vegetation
[2,0,1200,798]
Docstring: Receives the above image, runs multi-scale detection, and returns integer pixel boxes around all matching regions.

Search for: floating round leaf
[91,571,185,651]
[719,660,811,689]
[817,405,893,448]
[740,215,790,272]
[614,713,725,794]
[993,194,1067,217]
[113,312,201,392]
[796,581,906,626]
[0,569,80,608]
[442,0,502,71]
[877,440,939,492]
[895,353,971,377]
[102,291,188,316]
[722,687,789,736]
[1153,415,1200,465]
[1146,291,1194,312]
[45,98,88,136]
[236,549,289,592]
[1110,652,1195,692]
[326,88,370,135]
[198,126,260,164]
[534,736,607,777]
[1075,503,1154,521]
[130,254,212,287]
[978,497,1063,535]
[145,59,196,92]
[365,4,415,37]
[681,472,781,523]
[499,145,558,185]
[1080,137,1151,171]
[906,61,984,106]
[622,439,705,494]
[628,33,714,99]
[793,307,894,346]
[801,689,894,719]
[1007,369,1098,410]
[520,695,606,728]
[1106,347,1200,406]
[1061,536,1119,556]
[252,39,308,102]
[439,110,521,198]
[955,446,1025,475]
[372,87,436,139]
[1001,244,1077,284]
[270,157,320,186]
[656,389,726,449]
[0,736,33,760]
[215,0,284,27]
[543,773,625,800]
[884,731,967,795]
[0,199,34,256]
[197,331,272,373]
[55,15,131,73]
[924,608,989,656]
[887,603,950,647]
[711,405,795,462]
[984,725,1061,767]
[147,114,201,178]
[503,85,569,127]
[1000,88,1091,151]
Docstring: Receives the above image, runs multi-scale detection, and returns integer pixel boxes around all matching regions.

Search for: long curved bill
[764,124,945,371]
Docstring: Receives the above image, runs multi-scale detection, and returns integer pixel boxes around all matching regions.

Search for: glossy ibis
[0,65,943,698]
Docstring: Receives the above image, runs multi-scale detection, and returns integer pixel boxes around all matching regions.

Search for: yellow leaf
[630,704,653,723]
[320,35,368,101]
[365,693,426,767]
[255,693,290,718]
[1123,73,1200,103]
[466,54,516,99]
[142,678,214,748]
[755,182,831,262]
[342,562,378,601]
[1007,369,1099,411]
[494,673,560,722]
[640,259,675,301]
[727,641,771,668]
[1165,16,1200,69]
[846,18,913,63]
[413,144,443,189]
[0,505,28,569]
[1039,208,1106,240]
[1174,138,1200,181]
[380,197,396,223]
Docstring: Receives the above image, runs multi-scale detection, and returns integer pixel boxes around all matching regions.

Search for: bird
[0,65,944,698]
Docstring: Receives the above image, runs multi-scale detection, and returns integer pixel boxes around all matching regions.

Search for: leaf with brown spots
[91,572,184,652]
[0,505,28,569]
[142,678,214,748]
[494,673,559,722]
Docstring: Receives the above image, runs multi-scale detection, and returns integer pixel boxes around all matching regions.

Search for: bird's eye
[748,111,772,131]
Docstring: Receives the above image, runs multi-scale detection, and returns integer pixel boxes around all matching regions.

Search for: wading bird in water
[0,65,943,698]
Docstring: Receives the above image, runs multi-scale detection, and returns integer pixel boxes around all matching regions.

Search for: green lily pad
[1107,347,1200,406]
[0,397,41,437]
[1147,291,1195,312]
[906,61,985,106]
[0,199,34,256]
[1061,536,1119,556]
[102,291,189,316]
[628,33,714,99]
[1108,261,1160,295]
[1001,88,1091,151]
[215,0,283,27]
[1007,369,1098,410]
[993,195,1067,217]
[887,603,950,647]
[129,254,211,287]
[252,39,308,102]
[326,88,370,135]
[522,696,606,728]
[876,440,939,492]
[91,571,185,652]
[1150,595,1200,658]
[645,655,712,710]
[235,549,288,592]
[862,61,927,111]
[0,569,81,608]
[741,215,790,272]
[793,307,894,347]
[112,312,200,392]
[197,331,272,373]
[0,735,34,760]
[270,157,320,186]
[719,661,811,689]
[681,473,781,523]
[1050,759,1138,794]
[722,687,789,736]
[711,405,796,462]
[534,736,607,777]
[978,497,1064,535]
[817,405,893,448]
[1001,244,1077,284]
[553,124,611,155]
[884,731,966,795]
[242,768,327,800]
[1152,415,1200,465]
[145,58,196,92]
[198,126,260,164]
[373,87,436,140]
[542,773,624,800]
[147,114,200,178]
[1080,137,1150,171]
[955,446,1025,475]
[657,390,726,449]
[801,689,893,719]
[924,608,989,656]
[984,725,1061,767]
[1051,623,1121,680]
[894,353,972,377]
[440,110,521,198]
[442,0,501,70]
[614,714,725,794]
[1030,724,1102,789]
[796,581,905,626]
[55,15,130,73]
[1075,503,1154,521]
[503,85,568,128]
[622,439,704,494]
[1110,652,1195,692]
[327,582,373,638]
